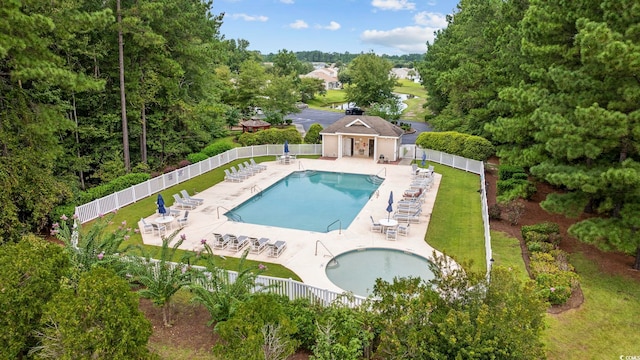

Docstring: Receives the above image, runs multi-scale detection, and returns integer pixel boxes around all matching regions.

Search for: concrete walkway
[140,157,443,293]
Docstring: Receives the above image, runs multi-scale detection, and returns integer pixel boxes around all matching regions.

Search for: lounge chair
[165,206,181,217]
[403,188,423,199]
[244,160,263,173]
[177,210,189,228]
[370,216,382,233]
[231,166,250,179]
[237,163,256,176]
[224,169,242,182]
[180,190,204,205]
[250,158,267,171]
[250,237,269,254]
[268,240,287,258]
[140,218,153,234]
[228,235,249,252]
[212,233,231,249]
[172,194,197,210]
[396,205,421,214]
[393,209,422,223]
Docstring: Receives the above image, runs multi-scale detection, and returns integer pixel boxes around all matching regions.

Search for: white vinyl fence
[75,144,322,223]
[77,144,491,278]
[142,257,368,307]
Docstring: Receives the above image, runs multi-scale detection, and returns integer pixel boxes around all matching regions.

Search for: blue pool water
[225,170,383,232]
[326,248,435,297]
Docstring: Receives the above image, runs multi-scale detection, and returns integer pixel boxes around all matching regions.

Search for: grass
[544,253,640,359]
[490,230,529,281]
[487,230,640,358]
[423,163,486,273]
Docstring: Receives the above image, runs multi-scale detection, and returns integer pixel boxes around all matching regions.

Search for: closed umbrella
[284,140,289,155]
[157,194,167,217]
[386,191,394,220]
[421,151,427,167]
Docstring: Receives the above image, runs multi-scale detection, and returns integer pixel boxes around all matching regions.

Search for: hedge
[238,127,303,147]
[202,141,234,157]
[187,152,209,164]
[415,131,494,161]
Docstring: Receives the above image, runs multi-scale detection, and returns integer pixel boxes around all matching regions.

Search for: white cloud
[316,21,341,31]
[413,11,447,27]
[289,20,309,29]
[371,0,416,11]
[230,13,268,22]
[280,0,294,3]
[361,26,438,53]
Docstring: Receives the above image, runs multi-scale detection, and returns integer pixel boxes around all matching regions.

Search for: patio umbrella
[284,140,289,155]
[421,151,427,167]
[386,191,394,220]
[157,194,167,217]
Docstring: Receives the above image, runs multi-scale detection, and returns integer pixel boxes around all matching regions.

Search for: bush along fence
[522,222,580,305]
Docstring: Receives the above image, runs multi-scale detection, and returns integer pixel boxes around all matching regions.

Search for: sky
[214,0,460,56]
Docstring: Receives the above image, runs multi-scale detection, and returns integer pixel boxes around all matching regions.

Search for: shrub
[203,141,235,157]
[496,178,537,202]
[415,131,495,161]
[285,298,321,351]
[0,236,70,359]
[177,159,191,168]
[498,165,525,181]
[35,267,152,359]
[522,222,560,242]
[187,152,209,163]
[535,271,578,305]
[501,200,525,225]
[213,293,298,360]
[238,127,303,147]
[488,204,502,220]
[527,241,555,253]
[77,172,150,205]
[304,123,324,144]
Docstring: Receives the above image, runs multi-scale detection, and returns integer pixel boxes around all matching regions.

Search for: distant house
[391,68,420,82]
[301,67,341,90]
[319,115,404,161]
[240,118,271,133]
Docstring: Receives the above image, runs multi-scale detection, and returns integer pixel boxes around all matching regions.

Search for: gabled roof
[320,115,404,137]
[241,119,270,127]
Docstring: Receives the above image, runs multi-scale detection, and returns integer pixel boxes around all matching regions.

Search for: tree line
[0,1,327,241]
[262,50,423,68]
[417,0,640,268]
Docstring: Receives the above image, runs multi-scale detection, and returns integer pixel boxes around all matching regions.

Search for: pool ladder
[315,240,338,267]
[250,185,263,196]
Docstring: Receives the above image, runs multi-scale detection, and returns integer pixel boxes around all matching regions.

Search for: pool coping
[140,157,443,294]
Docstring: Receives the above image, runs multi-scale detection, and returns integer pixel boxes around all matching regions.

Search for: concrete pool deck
[140,157,443,294]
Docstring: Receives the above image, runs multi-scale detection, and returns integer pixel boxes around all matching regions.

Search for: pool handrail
[326,219,342,234]
[315,240,338,267]
[217,205,243,221]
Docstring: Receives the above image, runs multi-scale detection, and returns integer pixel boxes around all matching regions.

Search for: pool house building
[319,115,404,162]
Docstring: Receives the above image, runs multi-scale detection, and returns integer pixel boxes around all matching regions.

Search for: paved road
[286,109,432,144]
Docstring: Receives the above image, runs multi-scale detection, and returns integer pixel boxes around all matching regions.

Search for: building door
[342,137,353,156]
[368,139,375,157]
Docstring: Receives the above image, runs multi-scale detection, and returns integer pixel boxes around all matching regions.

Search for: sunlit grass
[424,163,486,273]
[544,253,640,359]
[490,230,529,281]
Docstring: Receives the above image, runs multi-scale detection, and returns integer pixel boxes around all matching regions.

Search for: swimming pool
[325,248,435,297]
[225,170,383,232]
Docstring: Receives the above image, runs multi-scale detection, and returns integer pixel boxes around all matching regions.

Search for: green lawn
[487,231,640,359]
[423,162,486,273]
[544,253,640,359]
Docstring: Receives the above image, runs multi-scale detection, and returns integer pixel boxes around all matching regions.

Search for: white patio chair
[151,223,166,237]
[398,223,410,236]
[268,240,287,258]
[177,210,189,228]
[386,226,398,241]
[140,218,153,234]
[224,169,242,182]
[172,194,196,210]
[370,216,382,233]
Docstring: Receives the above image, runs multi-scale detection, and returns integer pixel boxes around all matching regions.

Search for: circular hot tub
[325,248,435,297]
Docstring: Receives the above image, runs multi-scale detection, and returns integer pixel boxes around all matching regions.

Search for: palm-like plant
[127,232,191,327]
[53,213,132,283]
[189,240,270,324]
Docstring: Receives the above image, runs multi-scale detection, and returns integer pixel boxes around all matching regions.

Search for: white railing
[78,144,491,277]
[141,257,367,307]
[75,144,322,223]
